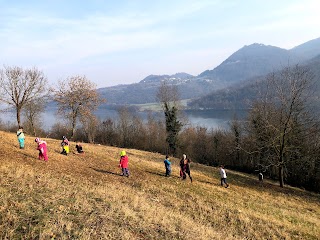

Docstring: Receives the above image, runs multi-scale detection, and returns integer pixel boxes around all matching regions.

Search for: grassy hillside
[0,131,319,239]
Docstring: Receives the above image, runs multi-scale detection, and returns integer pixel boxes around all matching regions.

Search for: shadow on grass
[19,152,35,159]
[146,170,165,177]
[196,179,214,185]
[90,167,122,176]
[146,170,181,179]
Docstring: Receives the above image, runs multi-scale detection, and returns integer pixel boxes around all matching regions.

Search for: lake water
[0,107,248,131]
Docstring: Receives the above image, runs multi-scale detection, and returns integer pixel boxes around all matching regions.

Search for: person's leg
[44,152,48,161]
[166,168,170,176]
[19,138,25,149]
[222,178,228,187]
[125,168,130,177]
[65,146,69,154]
[225,179,229,187]
[182,172,187,180]
[188,173,192,182]
[221,178,224,186]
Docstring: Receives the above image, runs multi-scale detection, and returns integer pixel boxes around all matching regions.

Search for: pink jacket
[37,141,47,154]
[119,155,128,168]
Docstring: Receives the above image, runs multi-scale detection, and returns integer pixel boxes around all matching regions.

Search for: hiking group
[163,154,230,187]
[163,154,192,181]
[16,126,229,186]
[16,126,84,162]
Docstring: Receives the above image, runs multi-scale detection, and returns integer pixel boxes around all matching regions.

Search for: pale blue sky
[0,0,319,88]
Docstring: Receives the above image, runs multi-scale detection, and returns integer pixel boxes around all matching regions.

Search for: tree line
[0,65,319,192]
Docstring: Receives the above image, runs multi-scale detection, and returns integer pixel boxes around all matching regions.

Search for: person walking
[74,142,84,154]
[35,138,48,161]
[164,155,171,177]
[180,154,187,178]
[182,158,193,182]
[17,126,25,149]
[219,165,229,188]
[61,136,70,155]
[119,150,129,177]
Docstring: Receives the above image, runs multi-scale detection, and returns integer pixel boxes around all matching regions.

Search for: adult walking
[182,158,193,182]
[180,154,187,178]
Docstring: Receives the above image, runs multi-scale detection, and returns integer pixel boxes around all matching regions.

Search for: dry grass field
[0,131,319,239]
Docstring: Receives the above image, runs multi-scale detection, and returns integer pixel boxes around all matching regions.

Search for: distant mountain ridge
[290,37,320,60]
[98,37,320,106]
[189,53,320,110]
[98,73,222,104]
[139,72,194,84]
[199,43,301,84]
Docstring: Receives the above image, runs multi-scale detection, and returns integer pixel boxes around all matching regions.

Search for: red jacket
[119,155,128,168]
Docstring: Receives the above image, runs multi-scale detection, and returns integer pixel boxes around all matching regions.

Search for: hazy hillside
[199,43,300,84]
[1,131,320,239]
[189,53,320,110]
[290,37,320,60]
[98,73,222,104]
[98,38,319,106]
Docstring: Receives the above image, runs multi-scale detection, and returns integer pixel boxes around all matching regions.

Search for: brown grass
[0,131,319,239]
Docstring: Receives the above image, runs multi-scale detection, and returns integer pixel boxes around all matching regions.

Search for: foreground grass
[0,131,319,239]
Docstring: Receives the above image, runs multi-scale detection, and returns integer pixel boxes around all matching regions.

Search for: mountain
[98,73,224,104]
[290,37,320,60]
[199,43,300,85]
[188,54,320,110]
[98,38,320,106]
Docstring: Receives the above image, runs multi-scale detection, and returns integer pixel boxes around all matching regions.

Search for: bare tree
[80,112,99,143]
[23,98,46,136]
[54,75,105,139]
[156,81,183,156]
[0,66,49,126]
[248,65,317,187]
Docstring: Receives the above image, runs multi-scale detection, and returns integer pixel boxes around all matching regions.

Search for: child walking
[74,142,84,154]
[219,165,229,188]
[61,136,70,155]
[17,126,25,149]
[164,155,171,177]
[35,138,48,161]
[119,150,129,177]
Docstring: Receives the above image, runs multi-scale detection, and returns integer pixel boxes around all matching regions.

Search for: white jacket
[220,168,227,178]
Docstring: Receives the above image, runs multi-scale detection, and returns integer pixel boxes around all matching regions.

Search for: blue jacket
[164,159,171,170]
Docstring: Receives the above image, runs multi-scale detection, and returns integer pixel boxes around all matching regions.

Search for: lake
[0,107,248,131]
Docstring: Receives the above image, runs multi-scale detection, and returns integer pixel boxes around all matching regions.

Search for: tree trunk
[279,165,284,188]
[16,107,21,127]
[71,116,76,140]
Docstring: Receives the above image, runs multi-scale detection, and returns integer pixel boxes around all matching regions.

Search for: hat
[120,150,126,156]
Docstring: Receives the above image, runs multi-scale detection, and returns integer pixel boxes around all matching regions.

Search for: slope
[0,131,319,239]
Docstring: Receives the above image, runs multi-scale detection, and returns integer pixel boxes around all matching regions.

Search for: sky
[0,0,319,88]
